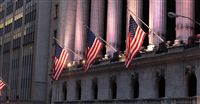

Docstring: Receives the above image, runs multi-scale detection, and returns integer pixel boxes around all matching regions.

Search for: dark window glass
[78,86,81,100]
[134,80,139,98]
[94,84,98,99]
[112,82,117,99]
[159,77,165,98]
[188,74,197,97]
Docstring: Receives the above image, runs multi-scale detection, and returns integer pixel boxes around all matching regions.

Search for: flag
[0,80,5,96]
[52,42,69,80]
[125,15,146,68]
[84,29,102,72]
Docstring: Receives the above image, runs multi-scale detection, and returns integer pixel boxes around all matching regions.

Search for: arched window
[159,77,165,98]
[134,80,139,98]
[93,84,98,99]
[188,74,197,97]
[112,82,117,99]
[166,0,176,43]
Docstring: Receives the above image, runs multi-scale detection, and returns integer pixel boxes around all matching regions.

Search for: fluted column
[74,0,90,61]
[175,0,195,45]
[106,0,123,55]
[58,0,77,62]
[90,0,105,56]
[149,0,166,46]
[126,0,143,38]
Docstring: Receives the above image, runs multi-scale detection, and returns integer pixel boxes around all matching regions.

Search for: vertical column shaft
[106,0,123,55]
[90,0,105,56]
[149,0,166,46]
[74,0,90,61]
[126,0,143,38]
[58,0,77,62]
[175,0,195,45]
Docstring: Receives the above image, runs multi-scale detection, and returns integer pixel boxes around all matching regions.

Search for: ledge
[141,50,156,57]
[54,97,200,104]
[167,44,184,53]
[57,47,200,77]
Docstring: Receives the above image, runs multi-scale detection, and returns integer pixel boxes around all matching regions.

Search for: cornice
[59,47,200,77]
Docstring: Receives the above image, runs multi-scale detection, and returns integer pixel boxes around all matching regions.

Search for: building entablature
[59,46,200,77]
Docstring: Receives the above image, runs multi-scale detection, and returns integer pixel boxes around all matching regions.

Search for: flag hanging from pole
[52,42,69,81]
[0,80,5,96]
[125,15,146,68]
[84,29,102,72]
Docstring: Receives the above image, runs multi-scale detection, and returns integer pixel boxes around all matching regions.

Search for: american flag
[84,29,102,72]
[125,15,146,68]
[53,42,69,80]
[0,80,5,96]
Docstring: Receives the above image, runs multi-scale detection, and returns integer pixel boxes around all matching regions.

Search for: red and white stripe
[84,38,102,72]
[53,50,69,80]
[0,80,5,90]
[125,27,146,68]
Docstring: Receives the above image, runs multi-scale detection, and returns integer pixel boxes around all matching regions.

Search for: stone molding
[76,79,81,86]
[92,77,98,86]
[131,72,138,81]
[110,75,117,83]
[185,65,195,75]
[156,69,164,78]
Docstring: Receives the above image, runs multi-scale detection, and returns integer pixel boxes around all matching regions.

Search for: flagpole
[83,24,118,52]
[52,37,83,60]
[0,77,16,96]
[127,7,164,42]
[0,77,11,89]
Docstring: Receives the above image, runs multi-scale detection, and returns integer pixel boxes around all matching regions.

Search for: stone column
[90,0,105,56]
[127,0,143,32]
[58,0,77,62]
[175,0,195,45]
[106,0,123,56]
[74,0,90,61]
[149,0,166,46]
[126,0,143,49]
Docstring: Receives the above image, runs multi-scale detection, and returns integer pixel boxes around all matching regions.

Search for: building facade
[0,0,51,104]
[47,0,200,104]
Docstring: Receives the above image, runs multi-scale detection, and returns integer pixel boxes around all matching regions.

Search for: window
[5,13,13,26]
[134,80,139,98]
[62,84,67,101]
[55,4,58,18]
[158,77,165,98]
[14,6,23,21]
[93,84,98,99]
[0,18,4,29]
[112,82,117,99]
[13,27,22,40]
[188,74,197,97]
[4,32,11,43]
[78,86,81,100]
[0,36,2,45]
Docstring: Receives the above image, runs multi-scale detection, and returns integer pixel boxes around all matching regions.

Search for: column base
[174,39,183,46]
